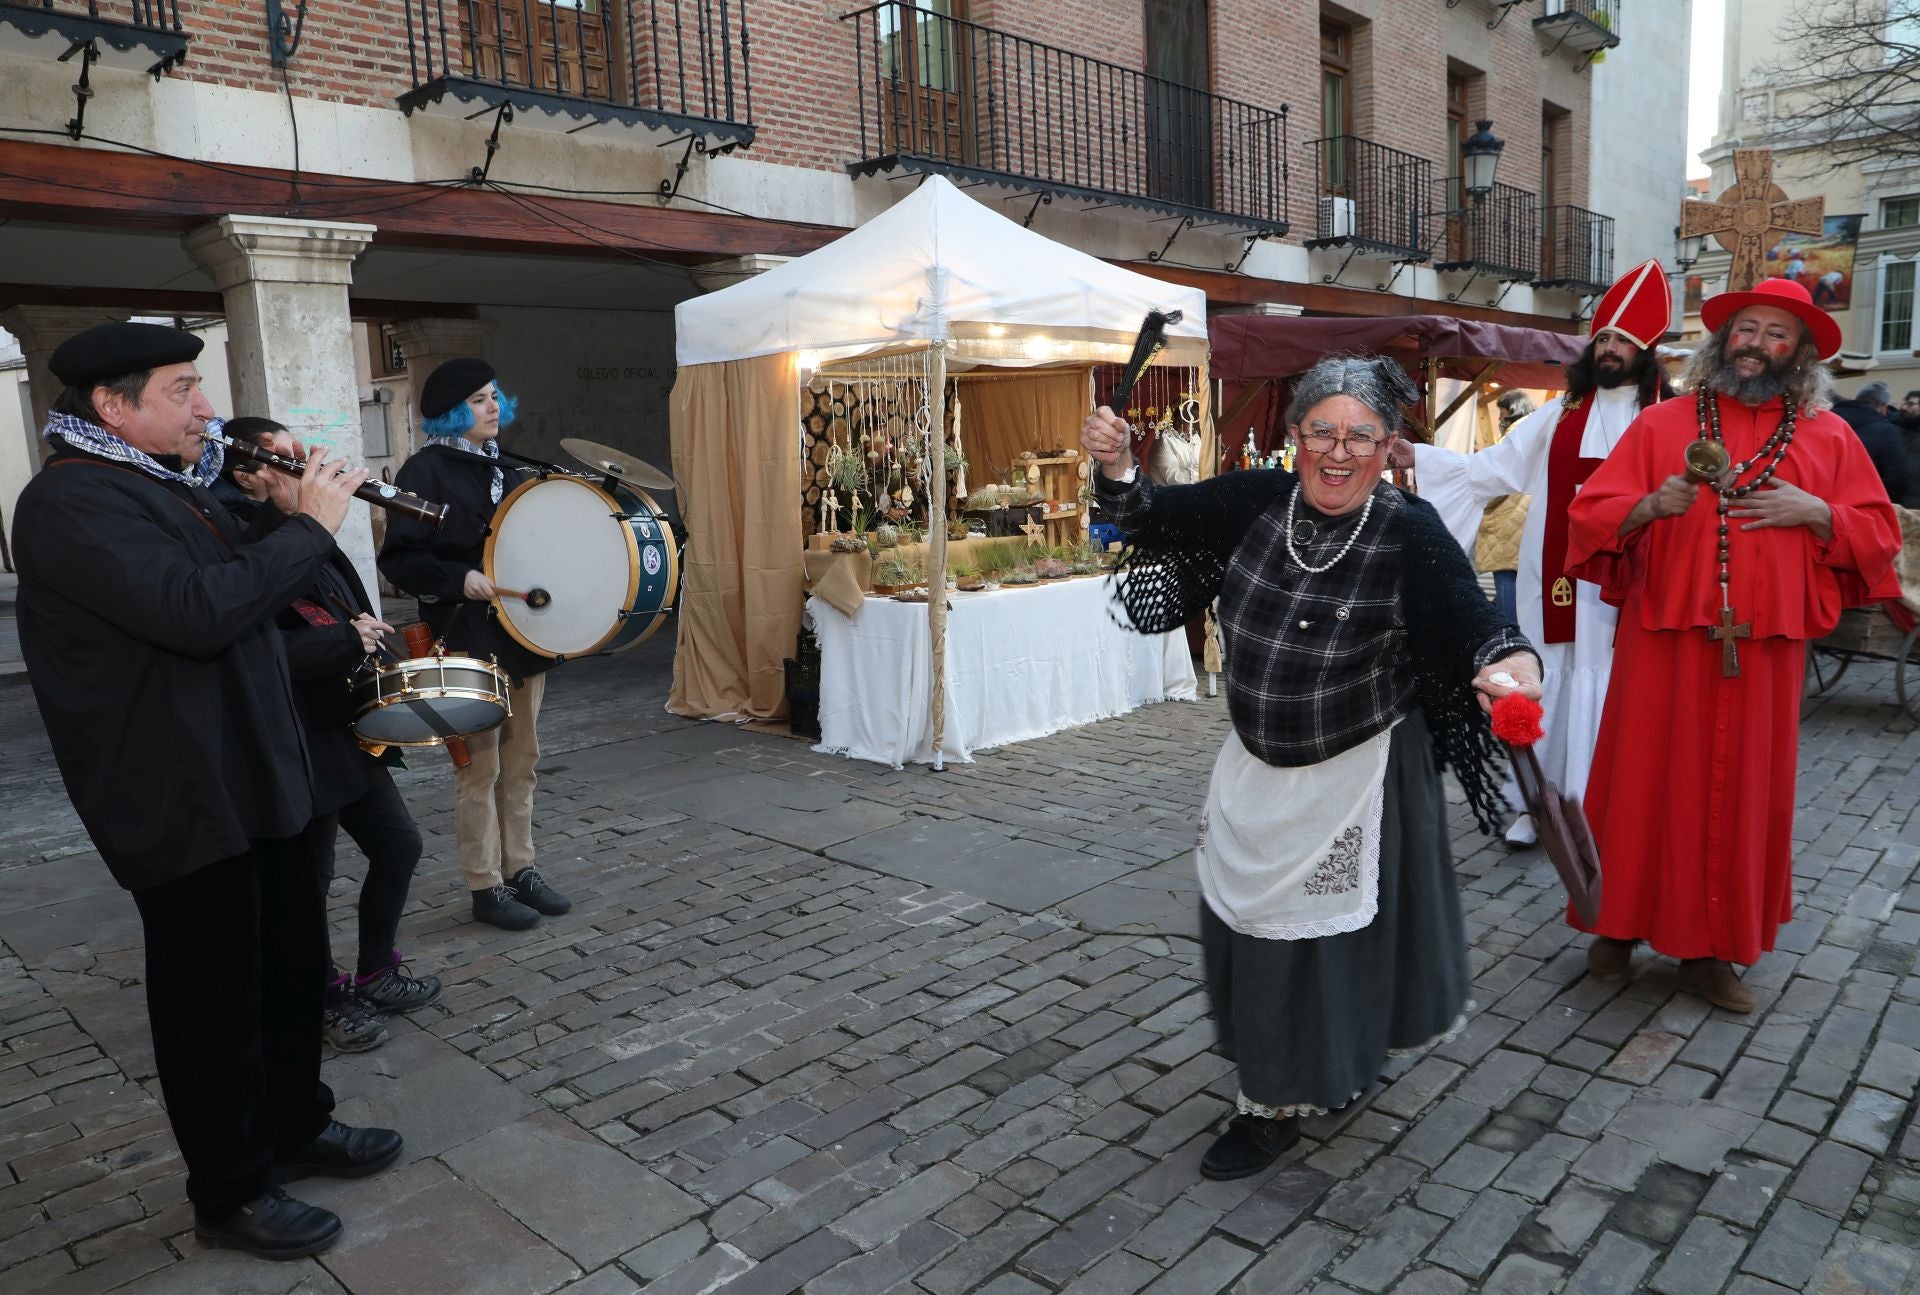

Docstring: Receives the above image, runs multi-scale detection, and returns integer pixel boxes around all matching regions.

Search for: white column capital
[690,254,794,294]
[0,305,127,352]
[184,215,376,291]
[386,316,496,362]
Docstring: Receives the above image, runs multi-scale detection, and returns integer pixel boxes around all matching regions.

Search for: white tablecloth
[809,577,1198,767]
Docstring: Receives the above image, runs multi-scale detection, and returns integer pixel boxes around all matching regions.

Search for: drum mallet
[494,587,553,608]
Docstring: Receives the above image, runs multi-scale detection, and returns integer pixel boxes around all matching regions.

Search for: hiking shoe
[322,977,386,1053]
[1680,958,1755,1014]
[355,951,442,1014]
[472,883,540,930]
[507,866,572,917]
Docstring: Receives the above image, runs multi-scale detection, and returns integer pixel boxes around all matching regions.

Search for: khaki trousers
[454,673,545,891]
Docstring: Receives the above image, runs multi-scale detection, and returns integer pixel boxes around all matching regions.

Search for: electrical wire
[279,63,303,212]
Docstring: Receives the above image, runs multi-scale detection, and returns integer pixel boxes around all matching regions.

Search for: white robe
[1411,384,1642,807]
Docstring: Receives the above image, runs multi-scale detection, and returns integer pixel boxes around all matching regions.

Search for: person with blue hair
[379,358,569,931]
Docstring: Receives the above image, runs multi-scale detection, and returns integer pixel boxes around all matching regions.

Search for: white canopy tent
[668,175,1207,752]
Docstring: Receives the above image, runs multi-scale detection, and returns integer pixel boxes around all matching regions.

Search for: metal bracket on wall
[1021,192,1052,229]
[264,0,310,67]
[61,40,97,142]
[1445,266,1489,302]
[471,103,514,184]
[1147,217,1196,264]
[658,135,702,204]
[1376,259,1416,295]
[1322,243,1365,285]
[1490,279,1520,308]
[1228,234,1263,274]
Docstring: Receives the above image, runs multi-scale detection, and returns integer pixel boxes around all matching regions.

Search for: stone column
[184,216,379,607]
[385,316,497,455]
[0,305,127,461]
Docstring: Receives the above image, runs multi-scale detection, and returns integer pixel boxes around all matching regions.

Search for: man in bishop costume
[1395,260,1674,846]
[1566,278,1901,1012]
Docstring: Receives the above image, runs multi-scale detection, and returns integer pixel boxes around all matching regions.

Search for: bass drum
[484,474,680,659]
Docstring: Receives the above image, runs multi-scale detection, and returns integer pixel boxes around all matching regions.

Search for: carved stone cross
[1680,148,1825,292]
[1709,605,1751,678]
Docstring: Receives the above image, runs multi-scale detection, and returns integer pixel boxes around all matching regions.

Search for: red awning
[1211,313,1587,390]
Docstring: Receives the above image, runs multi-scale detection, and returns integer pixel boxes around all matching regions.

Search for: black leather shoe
[507,866,573,916]
[473,882,541,930]
[194,1189,341,1260]
[272,1121,403,1184]
[1200,1114,1301,1181]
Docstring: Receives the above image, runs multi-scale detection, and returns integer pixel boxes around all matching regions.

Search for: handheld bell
[1684,440,1730,484]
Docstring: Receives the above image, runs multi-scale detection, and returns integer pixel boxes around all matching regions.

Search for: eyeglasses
[1297,430,1385,458]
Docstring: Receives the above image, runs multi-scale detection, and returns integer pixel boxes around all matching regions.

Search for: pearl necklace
[1285,483,1374,574]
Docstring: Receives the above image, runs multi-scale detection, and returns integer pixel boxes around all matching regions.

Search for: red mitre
[1588,259,1672,350]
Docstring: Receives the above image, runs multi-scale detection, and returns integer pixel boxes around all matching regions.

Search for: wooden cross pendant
[1709,605,1751,678]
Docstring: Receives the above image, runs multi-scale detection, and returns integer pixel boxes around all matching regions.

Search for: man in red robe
[1565,278,1901,1012]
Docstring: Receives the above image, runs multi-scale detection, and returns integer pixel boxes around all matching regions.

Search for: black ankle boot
[1200,1114,1300,1181]
[472,883,540,930]
[507,866,572,916]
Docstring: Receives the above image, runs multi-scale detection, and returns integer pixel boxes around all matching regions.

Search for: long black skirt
[1200,710,1471,1114]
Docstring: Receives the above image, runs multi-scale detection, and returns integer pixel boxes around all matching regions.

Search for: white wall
[1589,0,1695,278]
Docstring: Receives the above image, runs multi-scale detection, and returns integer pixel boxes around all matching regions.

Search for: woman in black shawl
[1084,355,1543,1180]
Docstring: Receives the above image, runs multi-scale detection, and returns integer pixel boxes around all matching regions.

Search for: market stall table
[809,577,1198,767]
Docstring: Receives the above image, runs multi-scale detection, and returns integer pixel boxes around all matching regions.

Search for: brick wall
[150,0,1596,246]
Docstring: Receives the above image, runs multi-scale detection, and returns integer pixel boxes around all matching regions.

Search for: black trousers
[132,820,337,1218]
[327,759,425,976]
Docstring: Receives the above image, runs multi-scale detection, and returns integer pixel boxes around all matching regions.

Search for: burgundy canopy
[1211,313,1587,391]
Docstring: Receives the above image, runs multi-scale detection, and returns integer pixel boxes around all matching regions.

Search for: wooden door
[466,0,613,101]
[1444,72,1471,263]
[882,1,971,163]
[1145,0,1211,207]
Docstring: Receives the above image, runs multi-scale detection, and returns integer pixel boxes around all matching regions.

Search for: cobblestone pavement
[4,625,1920,1295]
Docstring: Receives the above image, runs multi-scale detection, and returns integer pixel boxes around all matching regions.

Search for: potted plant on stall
[871,552,915,595]
[1068,540,1100,576]
[952,560,985,592]
[873,522,900,551]
[1034,546,1071,580]
[1003,561,1038,587]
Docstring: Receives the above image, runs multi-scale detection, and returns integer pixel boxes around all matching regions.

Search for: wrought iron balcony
[1535,0,1619,54]
[1536,203,1614,293]
[399,0,755,149]
[1433,178,1540,283]
[0,0,188,74]
[840,1,1288,255]
[1304,136,1433,262]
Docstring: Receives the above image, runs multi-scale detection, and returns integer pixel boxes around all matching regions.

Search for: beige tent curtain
[668,353,804,721]
[954,370,1090,485]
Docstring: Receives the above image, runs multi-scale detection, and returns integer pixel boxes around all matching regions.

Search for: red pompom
[1491,693,1545,747]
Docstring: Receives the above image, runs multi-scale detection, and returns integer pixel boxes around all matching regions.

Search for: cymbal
[560,437,676,492]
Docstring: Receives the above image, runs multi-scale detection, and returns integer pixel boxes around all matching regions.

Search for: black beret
[49,322,203,389]
[421,357,495,419]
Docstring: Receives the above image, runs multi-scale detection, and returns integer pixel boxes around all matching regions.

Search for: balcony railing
[399,0,755,148]
[840,1,1288,238]
[1304,136,1433,261]
[0,0,188,73]
[1535,0,1620,54]
[1537,203,1614,293]
[1434,179,1540,283]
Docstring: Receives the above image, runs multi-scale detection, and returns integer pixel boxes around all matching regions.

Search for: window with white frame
[1880,257,1917,353]
[1885,195,1920,229]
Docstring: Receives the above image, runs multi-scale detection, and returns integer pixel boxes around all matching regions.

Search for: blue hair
[422,384,518,437]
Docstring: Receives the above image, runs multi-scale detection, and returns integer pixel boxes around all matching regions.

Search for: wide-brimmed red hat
[1701,277,1843,363]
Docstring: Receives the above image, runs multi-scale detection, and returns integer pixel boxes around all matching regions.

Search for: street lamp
[1460,120,1505,200]
[1674,224,1705,272]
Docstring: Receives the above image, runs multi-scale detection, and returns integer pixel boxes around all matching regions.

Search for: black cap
[421,357,495,419]
[49,322,203,389]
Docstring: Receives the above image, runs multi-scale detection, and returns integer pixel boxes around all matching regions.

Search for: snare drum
[483,474,680,659]
[351,654,511,746]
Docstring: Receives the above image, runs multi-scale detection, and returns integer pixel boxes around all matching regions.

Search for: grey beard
[1705,362,1787,404]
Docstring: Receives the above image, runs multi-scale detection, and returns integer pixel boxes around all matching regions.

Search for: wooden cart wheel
[1806,647,1849,697]
[1896,626,1920,723]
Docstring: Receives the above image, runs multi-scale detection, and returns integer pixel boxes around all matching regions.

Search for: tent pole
[927,340,951,770]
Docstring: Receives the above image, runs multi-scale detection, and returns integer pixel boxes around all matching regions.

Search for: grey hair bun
[1284,355,1420,435]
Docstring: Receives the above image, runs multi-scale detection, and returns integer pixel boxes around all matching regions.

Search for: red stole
[1541,399,1602,643]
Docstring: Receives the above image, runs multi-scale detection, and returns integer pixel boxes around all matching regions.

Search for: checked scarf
[426,434,504,504]
[42,410,226,487]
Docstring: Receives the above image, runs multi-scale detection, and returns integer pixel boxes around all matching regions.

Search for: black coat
[377,444,552,684]
[278,549,379,818]
[1832,399,1911,507]
[14,446,335,892]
